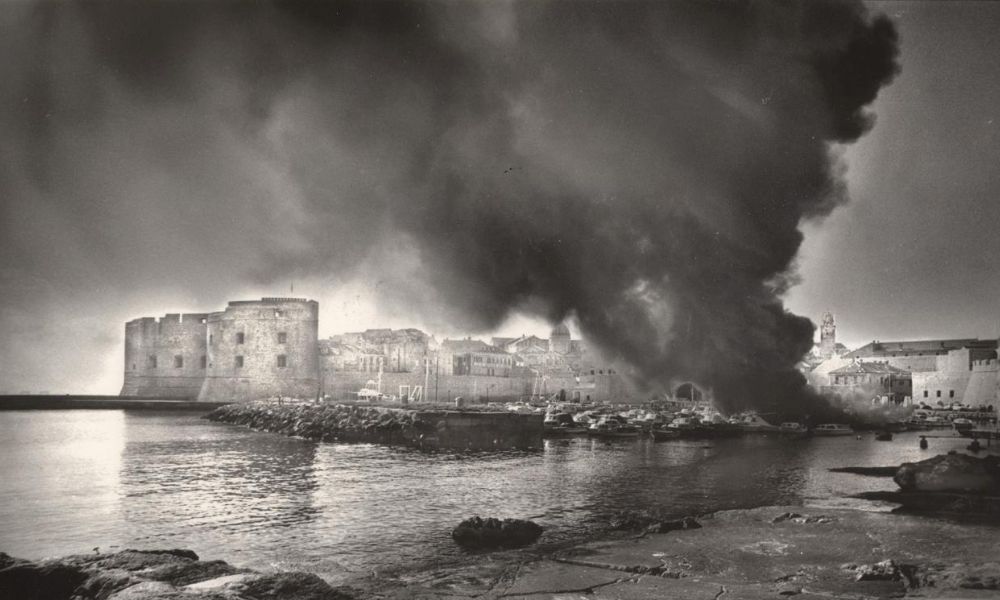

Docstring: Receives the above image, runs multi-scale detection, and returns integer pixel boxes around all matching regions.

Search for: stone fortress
[122,297,626,403]
[122,298,319,403]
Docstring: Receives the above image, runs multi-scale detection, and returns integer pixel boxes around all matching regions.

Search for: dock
[0,395,230,411]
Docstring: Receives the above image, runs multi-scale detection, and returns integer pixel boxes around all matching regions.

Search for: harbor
[3,0,1000,598]
[1,408,996,592]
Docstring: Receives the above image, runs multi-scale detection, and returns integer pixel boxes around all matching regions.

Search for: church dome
[551,323,570,338]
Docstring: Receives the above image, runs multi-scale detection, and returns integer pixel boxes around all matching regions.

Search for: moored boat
[778,422,809,438]
[732,412,781,434]
[650,425,680,441]
[812,423,854,437]
[953,418,975,435]
[588,417,641,439]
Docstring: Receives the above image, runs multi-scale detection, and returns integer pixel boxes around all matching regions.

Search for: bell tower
[819,312,836,359]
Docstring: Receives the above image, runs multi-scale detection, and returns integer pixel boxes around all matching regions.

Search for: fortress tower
[197,298,319,402]
[121,297,319,402]
[120,313,210,398]
[819,312,836,359]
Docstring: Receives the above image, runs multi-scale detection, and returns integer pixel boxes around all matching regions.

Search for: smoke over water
[1,1,898,410]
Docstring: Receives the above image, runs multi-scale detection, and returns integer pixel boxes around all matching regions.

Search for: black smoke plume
[1,1,898,410]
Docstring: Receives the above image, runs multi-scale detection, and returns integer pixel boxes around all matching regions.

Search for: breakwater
[205,401,543,450]
[0,395,228,411]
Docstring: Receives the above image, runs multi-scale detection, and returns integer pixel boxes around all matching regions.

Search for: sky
[0,1,996,400]
[786,1,1000,349]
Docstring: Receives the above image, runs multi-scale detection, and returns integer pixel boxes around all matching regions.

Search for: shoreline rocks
[894,452,1000,493]
[451,517,543,550]
[0,549,354,600]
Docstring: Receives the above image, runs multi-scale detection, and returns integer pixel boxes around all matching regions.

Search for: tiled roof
[829,361,909,375]
[441,339,508,354]
[845,338,996,358]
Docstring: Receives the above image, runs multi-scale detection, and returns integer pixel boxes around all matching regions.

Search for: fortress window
[277,355,287,368]
[132,363,136,371]
[209,334,213,345]
[949,390,955,398]
[923,390,928,398]
[235,356,244,368]
[236,332,245,344]
[148,355,157,369]
[278,332,287,344]
[936,390,941,398]
[174,355,183,368]
[200,355,207,369]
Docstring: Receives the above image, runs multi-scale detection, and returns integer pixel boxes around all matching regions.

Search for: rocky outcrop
[206,402,543,451]
[206,403,419,446]
[894,452,1000,493]
[644,516,702,534]
[451,517,543,550]
[0,549,353,600]
[828,465,898,477]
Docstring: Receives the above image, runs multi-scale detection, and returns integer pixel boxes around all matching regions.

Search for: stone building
[842,338,998,407]
[323,328,433,373]
[122,298,319,402]
[824,360,912,404]
[122,308,634,404]
[439,339,514,377]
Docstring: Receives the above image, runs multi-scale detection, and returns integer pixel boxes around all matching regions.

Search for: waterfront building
[823,360,912,404]
[320,328,434,373]
[439,339,514,377]
[122,308,631,404]
[821,337,999,407]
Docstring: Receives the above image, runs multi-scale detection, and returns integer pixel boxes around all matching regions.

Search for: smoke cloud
[1,1,898,411]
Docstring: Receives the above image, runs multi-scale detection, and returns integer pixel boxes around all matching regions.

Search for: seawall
[205,401,543,451]
[0,395,229,411]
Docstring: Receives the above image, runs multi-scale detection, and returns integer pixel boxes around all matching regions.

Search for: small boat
[666,416,740,439]
[650,425,680,441]
[544,424,589,436]
[953,418,975,435]
[874,431,893,441]
[588,417,641,439]
[813,423,855,437]
[779,422,809,438]
[544,412,589,435]
[733,413,782,434]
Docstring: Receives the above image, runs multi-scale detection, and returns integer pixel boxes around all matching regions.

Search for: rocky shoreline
[204,401,543,451]
[6,504,998,599]
[0,548,356,600]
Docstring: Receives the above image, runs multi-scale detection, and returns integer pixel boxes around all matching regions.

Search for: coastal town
[117,298,999,438]
[4,1,1000,599]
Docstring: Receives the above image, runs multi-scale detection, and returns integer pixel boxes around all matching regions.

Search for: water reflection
[1,412,994,584]
[118,411,321,565]
[0,410,125,557]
